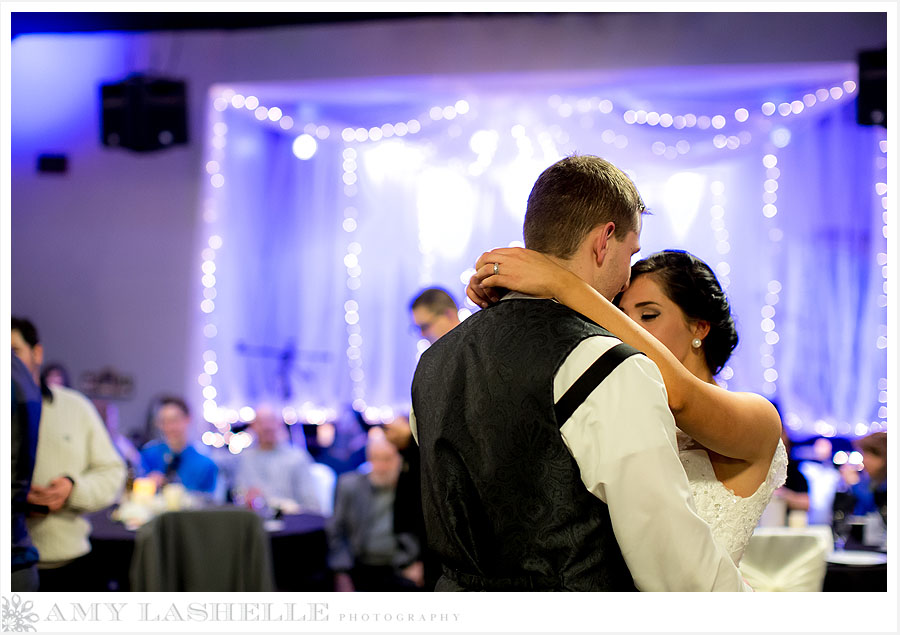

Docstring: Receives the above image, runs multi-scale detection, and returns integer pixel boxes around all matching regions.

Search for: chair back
[130,507,274,591]
[740,526,832,591]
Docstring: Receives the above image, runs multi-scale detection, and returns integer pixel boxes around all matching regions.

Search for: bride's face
[618,274,697,365]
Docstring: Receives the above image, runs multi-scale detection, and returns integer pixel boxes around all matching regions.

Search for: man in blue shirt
[140,396,218,495]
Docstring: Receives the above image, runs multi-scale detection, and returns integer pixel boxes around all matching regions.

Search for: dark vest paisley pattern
[412,299,637,591]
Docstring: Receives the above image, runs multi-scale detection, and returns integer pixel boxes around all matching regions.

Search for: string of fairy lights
[708,179,734,390]
[197,77,881,452]
[874,138,888,433]
[759,151,783,398]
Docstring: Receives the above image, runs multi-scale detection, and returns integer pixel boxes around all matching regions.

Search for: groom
[410,155,750,591]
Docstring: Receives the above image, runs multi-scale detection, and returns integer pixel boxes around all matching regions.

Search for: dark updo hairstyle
[618,250,739,375]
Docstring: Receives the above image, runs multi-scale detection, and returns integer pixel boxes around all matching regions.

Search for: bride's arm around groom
[556,335,751,591]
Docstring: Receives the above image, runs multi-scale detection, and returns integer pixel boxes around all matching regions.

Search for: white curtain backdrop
[191,63,888,443]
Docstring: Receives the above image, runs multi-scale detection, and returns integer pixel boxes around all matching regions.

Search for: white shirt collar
[500,290,557,302]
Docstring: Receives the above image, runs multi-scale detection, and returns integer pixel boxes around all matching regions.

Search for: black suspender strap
[554,342,642,427]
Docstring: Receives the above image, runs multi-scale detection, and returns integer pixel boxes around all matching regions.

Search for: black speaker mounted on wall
[37,153,68,173]
[100,73,189,152]
[857,48,886,127]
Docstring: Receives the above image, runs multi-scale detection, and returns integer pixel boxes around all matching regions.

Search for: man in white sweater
[12,317,126,591]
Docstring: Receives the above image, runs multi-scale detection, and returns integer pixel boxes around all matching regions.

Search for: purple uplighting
[195,65,887,444]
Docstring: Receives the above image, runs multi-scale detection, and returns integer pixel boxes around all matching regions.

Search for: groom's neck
[545,252,595,288]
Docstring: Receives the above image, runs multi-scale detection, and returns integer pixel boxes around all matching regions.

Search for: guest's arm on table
[469,248,781,463]
[556,337,751,591]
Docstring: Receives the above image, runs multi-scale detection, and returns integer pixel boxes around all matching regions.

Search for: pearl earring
[691,338,702,349]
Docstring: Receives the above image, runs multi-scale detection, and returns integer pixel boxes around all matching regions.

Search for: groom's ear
[591,222,616,266]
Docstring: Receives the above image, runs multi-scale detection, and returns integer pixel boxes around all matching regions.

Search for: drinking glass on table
[832,490,857,550]
[832,509,852,551]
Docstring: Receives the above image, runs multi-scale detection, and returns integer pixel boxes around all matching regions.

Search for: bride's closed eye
[640,313,659,322]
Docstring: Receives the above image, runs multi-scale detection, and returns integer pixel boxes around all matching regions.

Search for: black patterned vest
[411,298,637,591]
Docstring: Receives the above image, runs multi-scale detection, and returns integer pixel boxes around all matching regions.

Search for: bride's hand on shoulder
[466,247,575,308]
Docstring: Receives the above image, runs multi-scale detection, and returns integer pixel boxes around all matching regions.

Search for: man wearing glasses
[410,287,460,344]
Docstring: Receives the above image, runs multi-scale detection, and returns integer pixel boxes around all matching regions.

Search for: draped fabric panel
[194,65,887,441]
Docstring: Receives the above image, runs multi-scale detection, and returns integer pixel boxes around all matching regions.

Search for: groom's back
[412,298,636,591]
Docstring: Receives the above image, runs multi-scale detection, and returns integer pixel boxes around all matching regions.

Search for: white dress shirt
[555,334,749,591]
[411,294,751,591]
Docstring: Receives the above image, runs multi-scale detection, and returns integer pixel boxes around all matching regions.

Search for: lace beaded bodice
[677,431,788,564]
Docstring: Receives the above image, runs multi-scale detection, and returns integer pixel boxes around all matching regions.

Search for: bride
[467,247,787,564]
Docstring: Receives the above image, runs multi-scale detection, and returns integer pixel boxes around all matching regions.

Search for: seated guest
[834,432,887,523]
[234,405,324,514]
[40,361,71,389]
[800,437,842,525]
[307,411,368,477]
[140,396,218,495]
[327,432,422,591]
[13,316,126,591]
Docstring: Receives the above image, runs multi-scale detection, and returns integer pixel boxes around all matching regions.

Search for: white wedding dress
[678,430,788,564]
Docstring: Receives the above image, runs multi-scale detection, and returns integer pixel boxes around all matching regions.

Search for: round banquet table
[822,537,888,592]
[88,506,332,591]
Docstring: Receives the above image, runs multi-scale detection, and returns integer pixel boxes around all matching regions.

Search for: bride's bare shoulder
[728,389,783,447]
